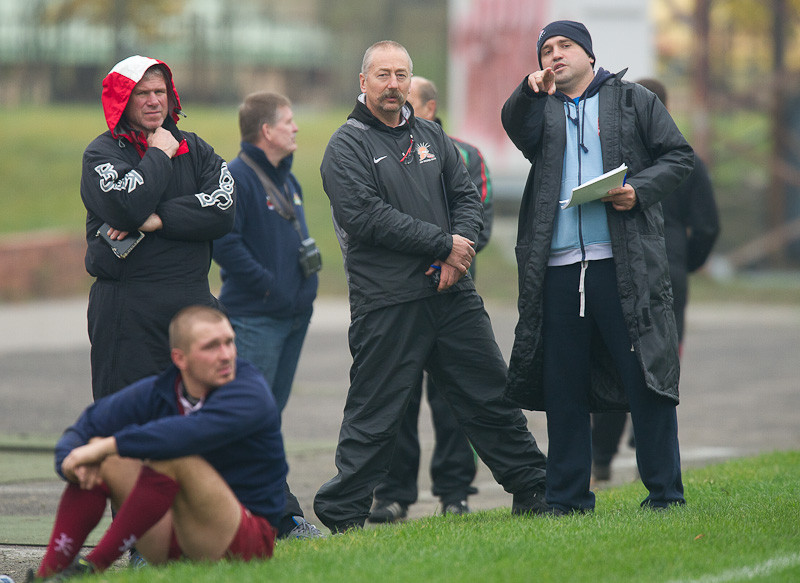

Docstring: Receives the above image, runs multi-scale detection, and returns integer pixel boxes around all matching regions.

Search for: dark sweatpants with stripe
[314,291,547,530]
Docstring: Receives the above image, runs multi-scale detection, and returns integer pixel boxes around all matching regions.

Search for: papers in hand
[559,163,628,209]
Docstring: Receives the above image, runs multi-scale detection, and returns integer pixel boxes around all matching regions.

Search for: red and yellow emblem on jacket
[417,142,437,164]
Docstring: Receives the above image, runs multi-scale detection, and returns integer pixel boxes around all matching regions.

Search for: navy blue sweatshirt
[213,142,318,318]
[55,358,288,525]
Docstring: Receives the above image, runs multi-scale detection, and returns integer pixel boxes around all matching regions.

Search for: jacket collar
[554,67,617,103]
[153,363,181,403]
[240,141,293,186]
[348,95,415,134]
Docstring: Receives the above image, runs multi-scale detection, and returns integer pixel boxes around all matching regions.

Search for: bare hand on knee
[62,436,118,489]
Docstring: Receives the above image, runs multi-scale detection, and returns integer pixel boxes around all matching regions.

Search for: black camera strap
[239,151,304,236]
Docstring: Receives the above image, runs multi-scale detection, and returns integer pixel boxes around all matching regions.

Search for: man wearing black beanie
[536,20,595,70]
[501,21,693,515]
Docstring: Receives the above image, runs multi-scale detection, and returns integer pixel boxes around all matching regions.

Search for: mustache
[380,89,404,101]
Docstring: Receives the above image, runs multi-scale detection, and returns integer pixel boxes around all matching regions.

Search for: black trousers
[314,292,547,530]
[591,411,629,467]
[591,270,688,470]
[88,279,218,399]
[373,372,478,506]
[543,260,684,511]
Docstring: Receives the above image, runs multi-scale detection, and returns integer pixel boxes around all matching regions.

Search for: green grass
[49,451,800,583]
[0,106,103,234]
[0,450,54,484]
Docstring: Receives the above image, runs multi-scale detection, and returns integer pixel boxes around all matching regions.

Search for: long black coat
[501,70,694,411]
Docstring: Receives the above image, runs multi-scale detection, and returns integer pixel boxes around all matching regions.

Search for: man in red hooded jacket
[81,55,235,401]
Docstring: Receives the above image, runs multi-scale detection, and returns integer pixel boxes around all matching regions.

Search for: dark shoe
[37,557,96,581]
[282,516,326,539]
[641,499,685,511]
[511,485,549,516]
[441,499,470,516]
[367,500,408,524]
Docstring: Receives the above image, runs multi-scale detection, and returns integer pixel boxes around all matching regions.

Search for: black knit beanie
[536,20,595,69]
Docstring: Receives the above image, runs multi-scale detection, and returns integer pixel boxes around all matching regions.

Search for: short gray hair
[360,40,413,76]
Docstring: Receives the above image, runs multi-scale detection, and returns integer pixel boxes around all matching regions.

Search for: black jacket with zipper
[321,98,483,319]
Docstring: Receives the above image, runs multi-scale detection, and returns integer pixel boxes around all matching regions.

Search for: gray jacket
[501,69,694,411]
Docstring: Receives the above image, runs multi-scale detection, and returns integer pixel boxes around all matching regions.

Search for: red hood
[101,55,182,140]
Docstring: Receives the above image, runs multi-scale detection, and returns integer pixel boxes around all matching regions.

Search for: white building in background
[448,0,654,201]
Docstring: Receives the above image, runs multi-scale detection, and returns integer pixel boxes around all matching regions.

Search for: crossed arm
[61,436,118,490]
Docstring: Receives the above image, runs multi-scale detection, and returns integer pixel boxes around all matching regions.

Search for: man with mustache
[368,75,494,523]
[314,40,548,533]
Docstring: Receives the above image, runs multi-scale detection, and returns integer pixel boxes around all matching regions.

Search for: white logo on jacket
[195,162,234,210]
[95,163,144,193]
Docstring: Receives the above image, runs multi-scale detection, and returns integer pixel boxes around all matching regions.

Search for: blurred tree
[319,0,447,104]
[660,0,800,264]
[693,0,711,164]
[723,0,800,29]
[42,0,186,60]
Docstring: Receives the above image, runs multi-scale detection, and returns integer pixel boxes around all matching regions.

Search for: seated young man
[30,305,288,580]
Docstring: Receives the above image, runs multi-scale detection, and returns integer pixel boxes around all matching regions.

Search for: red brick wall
[0,231,90,301]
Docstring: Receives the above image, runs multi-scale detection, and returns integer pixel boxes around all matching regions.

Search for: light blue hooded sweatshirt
[549,69,615,267]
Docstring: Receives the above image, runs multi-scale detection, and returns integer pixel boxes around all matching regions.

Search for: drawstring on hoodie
[566,90,590,155]
[554,68,616,318]
[568,91,590,317]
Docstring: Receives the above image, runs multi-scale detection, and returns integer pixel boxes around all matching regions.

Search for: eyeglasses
[400,133,415,165]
